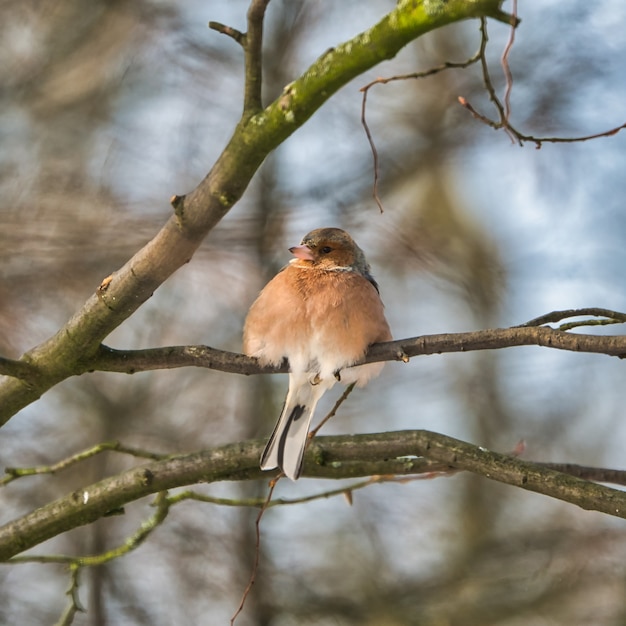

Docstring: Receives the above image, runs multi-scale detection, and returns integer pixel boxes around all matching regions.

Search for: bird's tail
[260,373,331,480]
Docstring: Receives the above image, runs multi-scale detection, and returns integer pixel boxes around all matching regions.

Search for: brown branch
[309,382,356,438]
[476,17,518,143]
[88,323,626,378]
[517,308,626,327]
[459,14,626,147]
[230,475,279,625]
[208,21,245,46]
[1,430,625,561]
[500,0,517,122]
[460,96,626,148]
[3,310,624,382]
[360,86,385,213]
[359,23,485,213]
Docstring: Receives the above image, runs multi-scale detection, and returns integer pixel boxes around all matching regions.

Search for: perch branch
[3,310,625,385]
[90,313,626,376]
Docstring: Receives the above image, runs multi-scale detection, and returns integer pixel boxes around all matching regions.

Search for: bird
[243,227,392,480]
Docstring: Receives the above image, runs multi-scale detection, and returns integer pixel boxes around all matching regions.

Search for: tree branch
[457,15,626,147]
[208,21,245,46]
[0,356,36,380]
[86,321,626,377]
[0,0,516,428]
[243,0,270,116]
[3,308,624,380]
[0,429,624,561]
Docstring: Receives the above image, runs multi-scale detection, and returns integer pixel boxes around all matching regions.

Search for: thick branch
[0,356,35,379]
[0,429,623,561]
[0,0,515,427]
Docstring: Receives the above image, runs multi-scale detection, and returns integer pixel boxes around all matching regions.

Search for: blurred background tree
[1,1,625,624]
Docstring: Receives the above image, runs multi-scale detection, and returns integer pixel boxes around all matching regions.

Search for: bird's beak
[289,244,315,261]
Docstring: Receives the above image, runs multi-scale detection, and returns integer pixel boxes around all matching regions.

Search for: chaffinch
[243,227,392,480]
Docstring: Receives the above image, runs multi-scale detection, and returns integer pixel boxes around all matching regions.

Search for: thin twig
[459,12,626,147]
[208,21,245,46]
[54,565,84,626]
[360,88,384,213]
[517,308,626,328]
[500,0,517,123]
[165,474,450,509]
[309,382,356,438]
[359,25,485,213]
[2,441,168,487]
[476,18,517,143]
[230,475,280,625]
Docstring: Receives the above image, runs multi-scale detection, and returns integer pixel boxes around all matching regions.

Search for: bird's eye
[320,246,332,254]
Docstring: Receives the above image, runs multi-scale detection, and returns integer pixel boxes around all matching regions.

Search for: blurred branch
[1,441,168,487]
[164,472,449,509]
[1,430,625,561]
[54,565,84,626]
[0,0,516,427]
[13,491,171,625]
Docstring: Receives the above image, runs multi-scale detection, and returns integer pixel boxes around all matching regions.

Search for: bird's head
[289,227,371,274]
